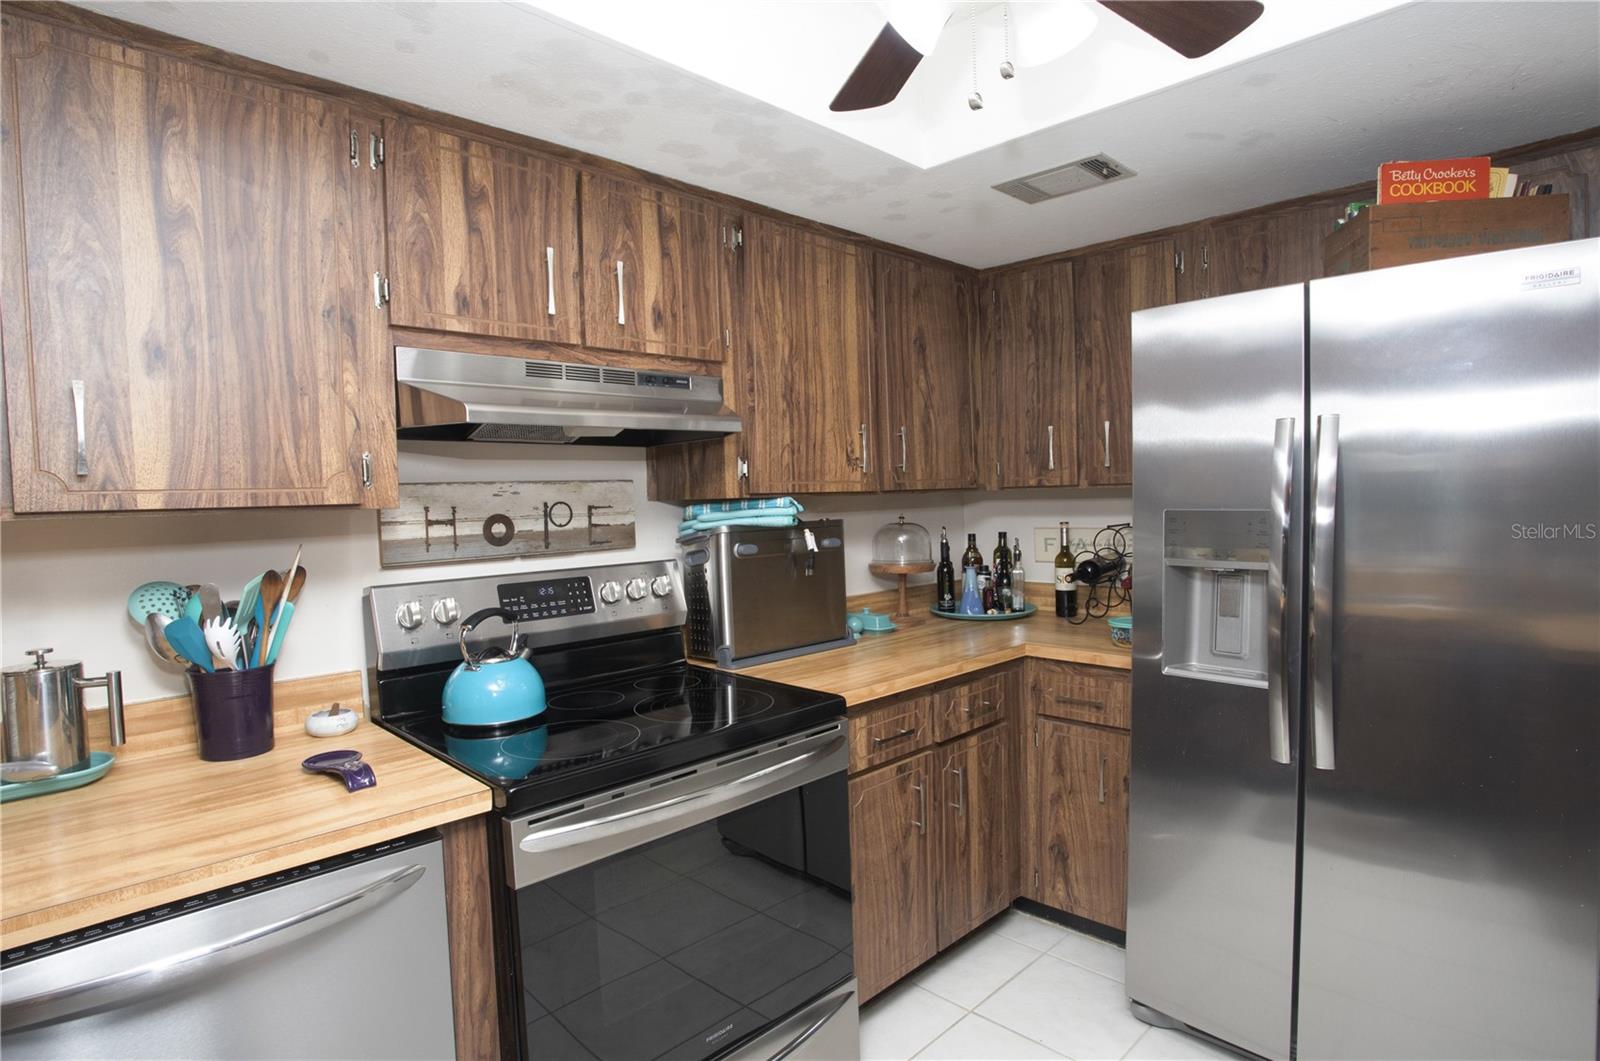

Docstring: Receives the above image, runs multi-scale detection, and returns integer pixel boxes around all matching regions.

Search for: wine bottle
[993,532,1012,614]
[1054,521,1077,618]
[978,566,994,613]
[1011,539,1026,613]
[936,527,957,612]
[961,533,982,574]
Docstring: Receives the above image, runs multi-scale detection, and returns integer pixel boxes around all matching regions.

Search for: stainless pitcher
[2,648,125,774]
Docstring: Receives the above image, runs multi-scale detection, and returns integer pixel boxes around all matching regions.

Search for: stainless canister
[1,649,125,773]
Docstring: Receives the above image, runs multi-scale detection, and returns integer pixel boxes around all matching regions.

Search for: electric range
[365,559,858,1061]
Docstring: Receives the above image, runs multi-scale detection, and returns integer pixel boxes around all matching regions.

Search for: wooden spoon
[255,568,284,668]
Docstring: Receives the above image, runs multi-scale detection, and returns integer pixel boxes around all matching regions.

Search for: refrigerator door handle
[1267,417,1296,765]
[1309,413,1340,771]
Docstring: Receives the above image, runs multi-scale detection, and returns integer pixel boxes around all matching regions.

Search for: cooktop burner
[379,661,843,814]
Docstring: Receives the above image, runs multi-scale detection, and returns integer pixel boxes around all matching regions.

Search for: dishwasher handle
[1,863,425,1033]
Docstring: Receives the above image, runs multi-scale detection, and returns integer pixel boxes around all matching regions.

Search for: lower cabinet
[937,722,1016,946]
[1030,713,1130,931]
[849,751,939,1001]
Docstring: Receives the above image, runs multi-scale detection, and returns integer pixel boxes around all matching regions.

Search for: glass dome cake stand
[869,515,935,618]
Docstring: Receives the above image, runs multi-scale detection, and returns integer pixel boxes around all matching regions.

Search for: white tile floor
[860,910,1239,1061]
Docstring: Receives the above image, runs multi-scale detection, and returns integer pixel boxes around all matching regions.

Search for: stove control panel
[366,559,686,672]
[498,576,595,623]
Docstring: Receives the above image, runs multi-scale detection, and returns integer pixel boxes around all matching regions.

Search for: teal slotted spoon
[127,582,189,625]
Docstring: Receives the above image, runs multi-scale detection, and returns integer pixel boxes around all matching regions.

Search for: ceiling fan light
[1014,0,1099,68]
[883,0,953,56]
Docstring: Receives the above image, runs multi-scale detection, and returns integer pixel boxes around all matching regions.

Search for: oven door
[502,723,854,1061]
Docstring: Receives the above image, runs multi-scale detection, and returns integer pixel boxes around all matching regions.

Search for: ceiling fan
[830,1,1266,112]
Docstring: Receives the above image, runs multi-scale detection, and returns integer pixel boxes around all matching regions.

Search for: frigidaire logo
[1511,522,1598,540]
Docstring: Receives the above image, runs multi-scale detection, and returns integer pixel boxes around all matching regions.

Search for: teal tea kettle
[442,609,547,728]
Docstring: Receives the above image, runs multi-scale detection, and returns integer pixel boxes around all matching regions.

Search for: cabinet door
[580,172,732,362]
[744,217,874,493]
[850,752,937,1001]
[985,262,1075,488]
[1074,240,1174,487]
[1199,203,1346,298]
[0,17,395,512]
[1034,718,1129,929]
[874,254,977,491]
[384,119,581,344]
[939,722,1016,947]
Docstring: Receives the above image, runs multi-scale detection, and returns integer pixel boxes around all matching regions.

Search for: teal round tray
[929,603,1037,621]
[1,751,115,803]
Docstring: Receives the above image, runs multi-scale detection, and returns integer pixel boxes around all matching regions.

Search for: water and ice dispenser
[1161,510,1271,688]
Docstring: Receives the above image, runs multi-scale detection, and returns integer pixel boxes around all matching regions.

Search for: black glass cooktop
[379,662,843,814]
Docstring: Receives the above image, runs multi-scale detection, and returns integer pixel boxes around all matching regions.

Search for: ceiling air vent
[993,154,1136,205]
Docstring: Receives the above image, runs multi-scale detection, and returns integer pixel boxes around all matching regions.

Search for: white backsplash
[0,449,1130,705]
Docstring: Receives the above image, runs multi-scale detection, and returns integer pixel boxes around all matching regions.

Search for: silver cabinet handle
[871,727,917,746]
[1310,414,1340,771]
[360,452,373,489]
[1047,424,1056,471]
[948,763,965,815]
[1103,419,1112,468]
[615,259,626,325]
[898,426,908,472]
[1267,417,1296,765]
[1098,755,1107,803]
[545,246,556,316]
[0,864,425,1032]
[859,423,870,474]
[70,380,87,477]
[520,736,844,855]
[911,779,925,833]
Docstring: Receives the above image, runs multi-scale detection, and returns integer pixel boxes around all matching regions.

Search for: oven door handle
[718,978,856,1061]
[518,733,845,857]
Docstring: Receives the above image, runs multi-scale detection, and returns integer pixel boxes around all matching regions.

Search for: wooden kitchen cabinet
[1193,204,1345,298]
[874,254,978,491]
[1032,717,1130,930]
[850,751,939,1001]
[742,216,875,493]
[1073,240,1175,487]
[0,16,396,512]
[938,722,1016,947]
[384,118,582,344]
[983,262,1076,488]
[579,172,736,362]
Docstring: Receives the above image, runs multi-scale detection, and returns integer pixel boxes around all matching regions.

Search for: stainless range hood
[394,346,741,446]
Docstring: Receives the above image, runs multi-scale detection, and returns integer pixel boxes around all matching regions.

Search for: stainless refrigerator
[1127,239,1599,1060]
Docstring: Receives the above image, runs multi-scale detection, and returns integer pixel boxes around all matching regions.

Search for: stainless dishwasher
[1,831,456,1060]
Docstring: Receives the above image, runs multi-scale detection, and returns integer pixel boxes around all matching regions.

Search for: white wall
[0,443,685,705]
[0,442,1131,704]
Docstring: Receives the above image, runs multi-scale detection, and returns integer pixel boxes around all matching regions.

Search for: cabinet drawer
[932,669,1012,744]
[850,696,932,772]
[1033,662,1130,729]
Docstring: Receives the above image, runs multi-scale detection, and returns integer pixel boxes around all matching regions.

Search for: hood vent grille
[602,368,638,386]
[993,153,1136,205]
[524,360,641,386]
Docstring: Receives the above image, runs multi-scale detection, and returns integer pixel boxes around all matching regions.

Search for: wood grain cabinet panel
[874,254,978,491]
[0,16,396,512]
[580,172,734,362]
[1074,240,1175,487]
[983,262,1076,488]
[1034,717,1130,930]
[938,721,1016,947]
[1032,660,1131,730]
[742,216,874,493]
[933,668,1014,744]
[384,119,582,344]
[849,694,933,773]
[1195,205,1345,299]
[850,751,938,1002]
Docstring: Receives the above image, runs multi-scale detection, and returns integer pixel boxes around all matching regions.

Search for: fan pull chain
[968,12,984,110]
[1000,4,1015,79]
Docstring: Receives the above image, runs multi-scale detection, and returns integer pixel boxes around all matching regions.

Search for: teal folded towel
[678,512,800,536]
[683,497,805,519]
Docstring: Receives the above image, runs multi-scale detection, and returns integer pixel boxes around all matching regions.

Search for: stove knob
[395,600,424,631]
[599,580,623,605]
[431,598,460,625]
[650,575,673,598]
[625,577,649,601]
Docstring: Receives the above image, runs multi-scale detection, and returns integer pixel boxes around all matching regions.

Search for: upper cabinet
[742,216,875,494]
[384,119,582,344]
[1073,240,1175,487]
[873,254,978,491]
[0,17,396,512]
[984,262,1077,489]
[579,173,736,363]
[1193,205,1344,299]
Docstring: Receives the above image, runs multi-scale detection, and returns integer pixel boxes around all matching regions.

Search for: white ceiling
[83,1,1600,268]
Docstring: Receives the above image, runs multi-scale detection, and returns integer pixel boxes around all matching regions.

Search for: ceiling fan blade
[1098,1,1265,59]
[830,22,925,112]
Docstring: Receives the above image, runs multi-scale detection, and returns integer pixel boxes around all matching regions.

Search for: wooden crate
[1323,195,1570,276]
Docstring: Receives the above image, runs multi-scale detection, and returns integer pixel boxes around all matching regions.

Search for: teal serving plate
[0,751,115,803]
[929,603,1037,621]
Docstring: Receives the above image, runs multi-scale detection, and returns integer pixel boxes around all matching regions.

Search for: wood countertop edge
[835,641,1130,708]
[0,788,493,951]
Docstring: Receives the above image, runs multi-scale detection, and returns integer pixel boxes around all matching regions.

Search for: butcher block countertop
[740,582,1130,707]
[0,672,491,952]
